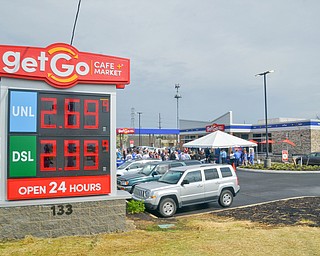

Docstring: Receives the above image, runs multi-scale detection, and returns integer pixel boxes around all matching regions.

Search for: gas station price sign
[7,90,111,200]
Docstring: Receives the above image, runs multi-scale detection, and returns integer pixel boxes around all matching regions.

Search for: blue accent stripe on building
[227,125,252,129]
[134,128,179,135]
[251,121,313,130]
[180,127,206,133]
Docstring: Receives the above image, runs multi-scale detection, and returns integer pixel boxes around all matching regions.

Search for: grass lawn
[1,214,319,256]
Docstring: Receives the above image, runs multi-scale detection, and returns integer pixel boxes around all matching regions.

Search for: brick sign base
[0,199,129,239]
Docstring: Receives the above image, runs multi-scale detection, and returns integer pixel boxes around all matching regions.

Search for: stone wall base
[0,199,129,239]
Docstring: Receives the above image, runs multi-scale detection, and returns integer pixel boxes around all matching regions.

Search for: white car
[116,159,161,176]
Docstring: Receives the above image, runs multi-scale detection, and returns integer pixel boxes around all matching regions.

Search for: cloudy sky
[1,0,320,128]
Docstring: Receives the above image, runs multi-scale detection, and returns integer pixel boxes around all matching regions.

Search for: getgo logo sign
[0,43,130,89]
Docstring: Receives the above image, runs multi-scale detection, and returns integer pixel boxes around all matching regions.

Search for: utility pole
[158,113,162,148]
[174,84,182,146]
[158,113,161,129]
[137,112,142,146]
[130,107,135,128]
[256,70,274,168]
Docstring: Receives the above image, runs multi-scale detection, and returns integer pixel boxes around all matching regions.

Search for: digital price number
[7,90,111,200]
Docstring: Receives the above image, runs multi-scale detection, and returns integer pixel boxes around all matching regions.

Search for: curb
[237,167,320,174]
[210,196,319,212]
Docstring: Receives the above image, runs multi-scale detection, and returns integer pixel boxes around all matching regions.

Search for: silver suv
[132,164,240,217]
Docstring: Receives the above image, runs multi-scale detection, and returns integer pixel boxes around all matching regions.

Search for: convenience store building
[179,111,320,156]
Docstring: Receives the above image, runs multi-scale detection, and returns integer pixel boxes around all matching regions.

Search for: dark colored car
[117,160,201,193]
[295,152,320,165]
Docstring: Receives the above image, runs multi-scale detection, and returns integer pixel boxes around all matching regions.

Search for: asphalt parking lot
[234,169,320,206]
[174,169,320,216]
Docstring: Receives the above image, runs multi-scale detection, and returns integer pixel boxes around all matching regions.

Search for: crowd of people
[229,148,255,166]
[117,147,199,162]
[117,146,255,166]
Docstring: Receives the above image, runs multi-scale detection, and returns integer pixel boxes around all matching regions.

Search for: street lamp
[137,112,142,146]
[174,84,182,146]
[256,70,274,168]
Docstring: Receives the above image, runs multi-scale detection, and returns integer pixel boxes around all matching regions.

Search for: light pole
[174,84,182,146]
[137,112,142,146]
[256,70,274,168]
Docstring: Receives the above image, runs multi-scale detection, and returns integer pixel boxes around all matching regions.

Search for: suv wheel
[158,198,177,217]
[218,190,233,207]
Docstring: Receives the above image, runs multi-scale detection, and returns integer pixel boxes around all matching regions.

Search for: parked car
[116,159,161,176]
[117,160,201,193]
[294,152,320,165]
[136,146,156,152]
[132,164,240,217]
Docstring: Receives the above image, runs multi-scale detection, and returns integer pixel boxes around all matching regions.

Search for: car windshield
[139,164,157,176]
[158,170,184,184]
[117,161,134,169]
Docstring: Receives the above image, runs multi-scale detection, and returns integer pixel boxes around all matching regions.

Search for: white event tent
[183,130,257,148]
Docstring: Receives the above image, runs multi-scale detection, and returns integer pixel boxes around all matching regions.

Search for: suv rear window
[204,168,219,180]
[220,167,233,177]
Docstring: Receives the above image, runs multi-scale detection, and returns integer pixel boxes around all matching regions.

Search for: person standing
[169,151,176,160]
[205,148,210,163]
[136,150,142,159]
[184,150,191,160]
[229,150,235,168]
[243,149,248,166]
[234,149,241,167]
[220,149,227,164]
[199,150,206,162]
[249,148,255,165]
[132,151,137,160]
[125,151,132,160]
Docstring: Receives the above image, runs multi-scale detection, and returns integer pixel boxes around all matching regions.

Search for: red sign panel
[7,175,110,200]
[117,128,135,134]
[206,123,225,133]
[282,150,289,162]
[8,91,111,201]
[0,43,130,89]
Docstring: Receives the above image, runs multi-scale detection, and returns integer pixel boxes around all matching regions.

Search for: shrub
[127,200,145,214]
[244,162,320,171]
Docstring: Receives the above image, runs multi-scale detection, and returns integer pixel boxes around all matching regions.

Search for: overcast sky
[1,0,320,128]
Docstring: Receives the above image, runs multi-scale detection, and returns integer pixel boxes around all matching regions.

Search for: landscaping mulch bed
[129,197,320,228]
[212,197,320,227]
